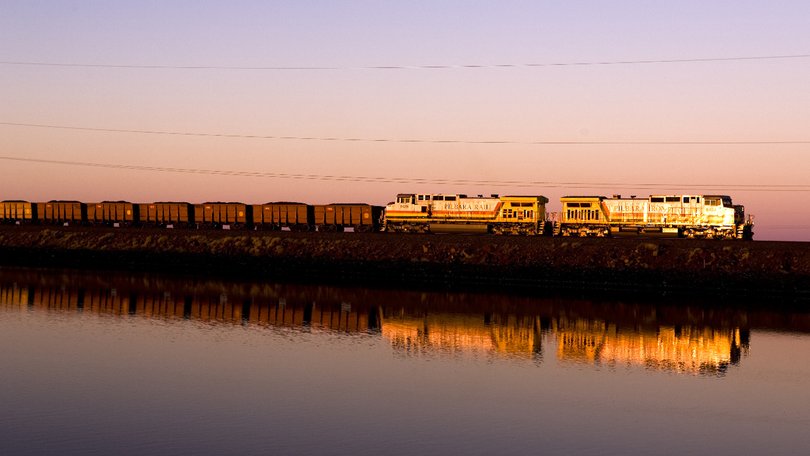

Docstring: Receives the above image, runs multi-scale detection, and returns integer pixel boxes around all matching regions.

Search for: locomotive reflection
[5,268,802,376]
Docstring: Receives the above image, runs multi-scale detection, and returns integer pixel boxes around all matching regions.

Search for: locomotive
[558,194,754,240]
[0,192,754,239]
[383,193,550,235]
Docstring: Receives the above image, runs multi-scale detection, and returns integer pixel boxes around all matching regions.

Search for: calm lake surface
[1,267,809,455]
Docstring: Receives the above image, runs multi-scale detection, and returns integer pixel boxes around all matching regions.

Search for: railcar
[313,204,382,232]
[138,202,194,228]
[252,202,312,231]
[87,201,138,227]
[194,202,251,229]
[383,193,549,235]
[558,194,754,240]
[37,201,86,226]
[0,200,36,224]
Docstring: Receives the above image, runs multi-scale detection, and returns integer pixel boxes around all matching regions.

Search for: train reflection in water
[3,268,806,376]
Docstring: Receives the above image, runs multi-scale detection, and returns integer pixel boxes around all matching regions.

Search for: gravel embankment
[0,226,808,299]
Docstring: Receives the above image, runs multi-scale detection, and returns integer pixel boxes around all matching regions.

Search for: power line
[2,155,809,192]
[2,122,809,146]
[2,53,810,71]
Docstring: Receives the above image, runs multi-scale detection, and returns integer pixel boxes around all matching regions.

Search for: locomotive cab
[396,194,414,204]
[702,196,736,228]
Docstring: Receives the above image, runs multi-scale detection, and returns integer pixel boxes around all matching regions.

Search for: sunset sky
[2,1,809,240]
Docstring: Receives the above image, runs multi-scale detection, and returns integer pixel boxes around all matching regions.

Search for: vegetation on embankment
[0,227,807,299]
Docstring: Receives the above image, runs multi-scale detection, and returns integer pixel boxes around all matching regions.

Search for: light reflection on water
[1,267,809,455]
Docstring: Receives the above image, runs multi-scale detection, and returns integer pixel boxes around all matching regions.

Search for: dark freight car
[195,202,251,229]
[313,204,382,232]
[138,202,194,228]
[252,202,313,231]
[36,201,86,225]
[0,200,36,224]
[87,201,138,227]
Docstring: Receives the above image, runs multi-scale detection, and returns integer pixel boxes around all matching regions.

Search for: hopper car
[36,201,86,225]
[0,200,36,223]
[87,201,138,227]
[138,202,195,228]
[252,203,312,231]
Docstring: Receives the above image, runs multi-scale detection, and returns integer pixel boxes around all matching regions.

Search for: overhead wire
[2,155,809,192]
[2,122,809,145]
[2,53,810,70]
[3,53,808,193]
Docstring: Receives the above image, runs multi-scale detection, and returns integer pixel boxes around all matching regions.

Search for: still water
[1,267,809,456]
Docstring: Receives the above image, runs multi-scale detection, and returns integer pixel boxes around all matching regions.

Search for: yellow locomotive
[558,194,754,239]
[383,193,549,235]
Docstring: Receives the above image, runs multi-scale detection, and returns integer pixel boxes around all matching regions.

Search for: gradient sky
[1,1,809,240]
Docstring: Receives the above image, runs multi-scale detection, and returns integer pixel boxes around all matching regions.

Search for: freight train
[0,192,754,239]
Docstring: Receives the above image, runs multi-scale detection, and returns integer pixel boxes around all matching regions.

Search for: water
[1,267,809,455]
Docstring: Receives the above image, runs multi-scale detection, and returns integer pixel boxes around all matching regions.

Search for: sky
[1,1,809,241]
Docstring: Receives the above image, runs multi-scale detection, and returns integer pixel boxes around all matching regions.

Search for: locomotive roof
[561,195,606,199]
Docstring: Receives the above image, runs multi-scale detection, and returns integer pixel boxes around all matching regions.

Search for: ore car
[138,202,194,228]
[252,202,313,231]
[313,204,382,232]
[558,194,754,239]
[36,201,86,226]
[194,202,251,229]
[383,193,549,235]
[0,200,37,224]
[87,201,138,227]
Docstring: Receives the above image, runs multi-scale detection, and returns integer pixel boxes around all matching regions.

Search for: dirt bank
[0,226,808,299]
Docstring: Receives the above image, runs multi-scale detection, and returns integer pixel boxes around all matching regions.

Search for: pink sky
[1,2,809,240]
